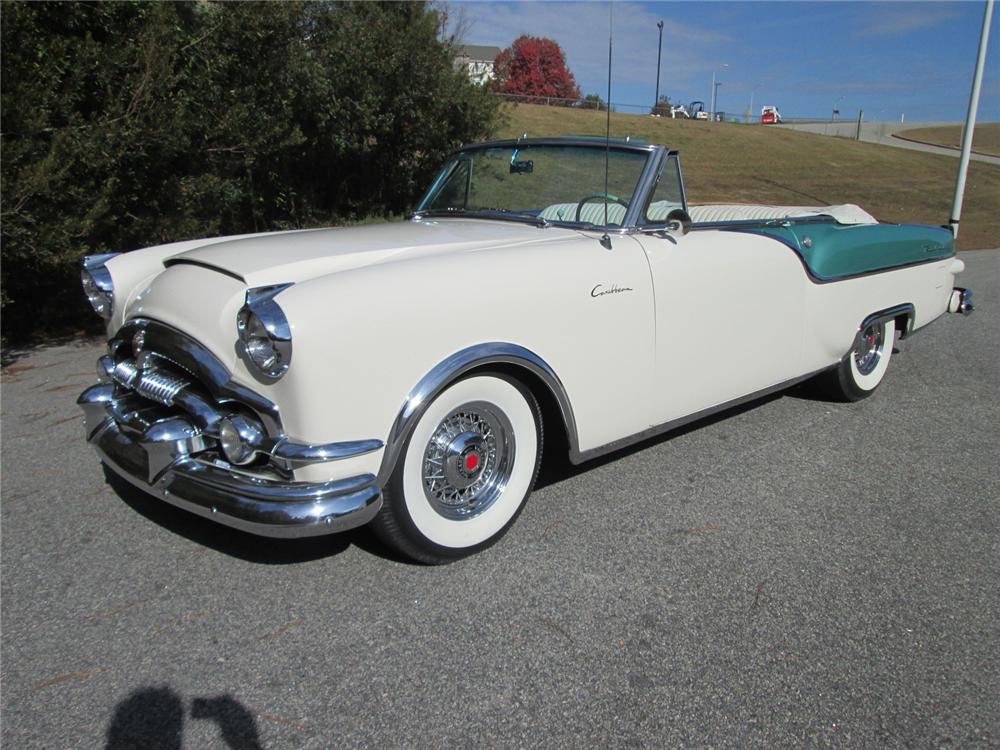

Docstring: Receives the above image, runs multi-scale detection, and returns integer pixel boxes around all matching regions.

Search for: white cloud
[854,4,960,38]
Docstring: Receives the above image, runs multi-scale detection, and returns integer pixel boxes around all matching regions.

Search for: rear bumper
[80,384,382,538]
[948,287,974,316]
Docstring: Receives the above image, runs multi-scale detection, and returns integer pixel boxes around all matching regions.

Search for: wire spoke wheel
[372,374,542,564]
[817,317,896,402]
[421,402,514,520]
[853,322,885,376]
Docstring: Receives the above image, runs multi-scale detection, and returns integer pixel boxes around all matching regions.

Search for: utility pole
[951,0,994,238]
[709,63,727,119]
[855,109,864,140]
[654,20,664,114]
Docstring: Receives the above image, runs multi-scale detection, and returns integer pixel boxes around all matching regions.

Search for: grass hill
[497,104,998,250]
[896,123,1000,158]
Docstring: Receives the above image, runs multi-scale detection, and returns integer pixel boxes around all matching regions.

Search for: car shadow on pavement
[106,686,266,750]
[104,468,446,566]
[104,468,355,564]
[535,391,785,490]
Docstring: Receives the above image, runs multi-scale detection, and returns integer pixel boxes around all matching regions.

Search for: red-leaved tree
[492,36,580,103]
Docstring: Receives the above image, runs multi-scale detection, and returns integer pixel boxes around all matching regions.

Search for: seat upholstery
[539,201,628,225]
[688,203,877,225]
[539,201,878,227]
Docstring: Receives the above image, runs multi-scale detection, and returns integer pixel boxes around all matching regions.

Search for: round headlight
[218,414,265,465]
[236,284,293,380]
[81,268,112,319]
[80,254,119,320]
[237,309,289,377]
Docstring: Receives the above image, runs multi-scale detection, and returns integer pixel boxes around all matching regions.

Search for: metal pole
[710,70,716,117]
[713,81,722,120]
[856,109,863,140]
[950,0,994,238]
[654,20,663,113]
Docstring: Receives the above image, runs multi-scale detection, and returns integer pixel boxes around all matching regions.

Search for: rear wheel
[372,374,542,564]
[823,318,896,401]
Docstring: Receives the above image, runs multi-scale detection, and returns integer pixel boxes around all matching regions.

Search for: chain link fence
[492,92,847,126]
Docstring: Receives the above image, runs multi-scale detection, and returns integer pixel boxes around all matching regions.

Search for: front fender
[268,233,655,462]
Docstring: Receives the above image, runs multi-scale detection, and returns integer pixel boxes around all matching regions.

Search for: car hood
[165,219,567,287]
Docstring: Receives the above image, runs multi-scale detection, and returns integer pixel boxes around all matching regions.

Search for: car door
[634,226,808,425]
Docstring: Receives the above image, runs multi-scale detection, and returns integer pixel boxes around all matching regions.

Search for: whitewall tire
[826,318,896,401]
[372,374,542,564]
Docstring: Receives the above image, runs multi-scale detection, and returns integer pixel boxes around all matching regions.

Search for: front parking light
[218,414,265,465]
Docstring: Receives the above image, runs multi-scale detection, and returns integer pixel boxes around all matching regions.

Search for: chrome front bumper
[80,383,382,538]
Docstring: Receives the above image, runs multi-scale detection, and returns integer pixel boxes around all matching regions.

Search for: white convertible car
[79,137,973,562]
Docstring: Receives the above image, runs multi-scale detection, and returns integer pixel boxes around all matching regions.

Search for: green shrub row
[1,1,502,343]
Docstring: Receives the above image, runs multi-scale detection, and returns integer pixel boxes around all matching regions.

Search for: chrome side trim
[857,303,916,342]
[571,367,829,464]
[272,438,384,466]
[377,343,579,486]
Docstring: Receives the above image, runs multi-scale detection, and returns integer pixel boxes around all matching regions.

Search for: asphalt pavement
[2,250,998,749]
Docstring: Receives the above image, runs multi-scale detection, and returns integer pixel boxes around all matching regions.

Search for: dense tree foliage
[0,1,501,343]
[492,36,580,103]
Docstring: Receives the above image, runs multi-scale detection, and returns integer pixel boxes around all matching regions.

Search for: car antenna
[601,2,613,250]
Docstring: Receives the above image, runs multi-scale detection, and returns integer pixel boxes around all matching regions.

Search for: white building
[454,45,502,85]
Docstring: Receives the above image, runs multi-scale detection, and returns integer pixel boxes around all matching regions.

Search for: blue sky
[449,1,999,122]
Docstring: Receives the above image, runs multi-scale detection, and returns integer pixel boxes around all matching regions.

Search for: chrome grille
[110,351,192,408]
[133,367,189,406]
[112,359,139,388]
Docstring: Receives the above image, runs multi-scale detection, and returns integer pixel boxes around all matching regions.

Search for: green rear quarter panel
[726,222,955,281]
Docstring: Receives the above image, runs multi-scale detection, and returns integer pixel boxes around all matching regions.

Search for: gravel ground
[2,250,998,749]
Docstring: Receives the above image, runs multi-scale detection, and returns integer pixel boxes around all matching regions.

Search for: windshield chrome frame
[412,138,679,233]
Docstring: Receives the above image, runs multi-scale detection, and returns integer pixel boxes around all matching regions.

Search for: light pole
[710,63,728,119]
[654,20,664,114]
[951,0,993,238]
[832,95,844,120]
[748,84,759,123]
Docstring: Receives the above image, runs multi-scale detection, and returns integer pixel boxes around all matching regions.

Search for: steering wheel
[575,193,630,223]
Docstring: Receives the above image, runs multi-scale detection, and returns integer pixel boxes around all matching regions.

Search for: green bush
[1,1,501,343]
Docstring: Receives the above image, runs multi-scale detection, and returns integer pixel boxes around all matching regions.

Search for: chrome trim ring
[421,401,515,520]
[854,321,885,376]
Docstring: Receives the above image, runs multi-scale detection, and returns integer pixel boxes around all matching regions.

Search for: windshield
[416,144,652,228]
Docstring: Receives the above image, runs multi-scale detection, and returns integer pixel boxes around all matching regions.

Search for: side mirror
[665,208,692,236]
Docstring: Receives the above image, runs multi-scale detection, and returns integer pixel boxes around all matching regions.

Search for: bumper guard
[80,384,382,538]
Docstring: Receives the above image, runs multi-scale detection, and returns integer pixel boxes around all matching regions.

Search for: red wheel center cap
[465,453,480,472]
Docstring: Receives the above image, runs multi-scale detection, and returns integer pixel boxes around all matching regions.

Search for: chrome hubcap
[422,402,514,520]
[854,323,884,375]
